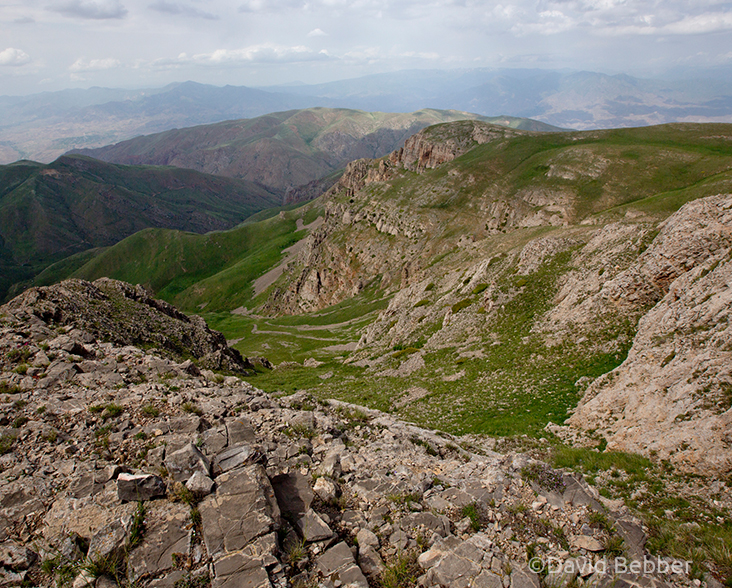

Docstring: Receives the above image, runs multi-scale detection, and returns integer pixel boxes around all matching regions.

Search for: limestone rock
[117,473,166,501]
[165,443,211,483]
[200,464,280,558]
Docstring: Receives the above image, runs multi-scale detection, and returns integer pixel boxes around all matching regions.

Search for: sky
[2,0,732,95]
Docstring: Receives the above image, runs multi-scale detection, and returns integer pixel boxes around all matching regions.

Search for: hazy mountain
[270,69,732,130]
[72,107,561,198]
[0,154,280,300]
[0,82,334,164]
[3,68,732,164]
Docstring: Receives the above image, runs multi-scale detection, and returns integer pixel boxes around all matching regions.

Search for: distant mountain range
[2,68,732,164]
[72,108,561,198]
[0,155,280,300]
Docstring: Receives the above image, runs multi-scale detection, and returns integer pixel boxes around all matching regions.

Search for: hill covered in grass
[73,107,563,200]
[0,154,280,300]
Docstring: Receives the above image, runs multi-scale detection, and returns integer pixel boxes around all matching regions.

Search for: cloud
[664,12,732,35]
[186,44,333,65]
[47,0,128,19]
[69,57,121,71]
[308,28,327,37]
[0,48,31,66]
[148,1,219,20]
[14,16,35,24]
[238,0,306,13]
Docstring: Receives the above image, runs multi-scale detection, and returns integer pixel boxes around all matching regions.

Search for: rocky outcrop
[394,121,521,172]
[566,196,732,474]
[0,281,698,588]
[2,278,249,372]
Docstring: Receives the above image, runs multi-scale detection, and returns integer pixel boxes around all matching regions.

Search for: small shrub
[174,573,211,588]
[128,502,146,548]
[0,382,22,395]
[414,299,431,308]
[181,402,202,416]
[381,550,420,588]
[142,404,160,417]
[451,298,473,314]
[461,503,481,532]
[285,538,308,564]
[171,482,196,506]
[604,534,625,557]
[12,416,28,428]
[472,283,488,295]
[521,462,566,493]
[13,364,28,375]
[0,434,16,455]
[102,403,123,420]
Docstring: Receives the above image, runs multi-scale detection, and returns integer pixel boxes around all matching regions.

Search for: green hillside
[72,206,321,310]
[0,155,280,300]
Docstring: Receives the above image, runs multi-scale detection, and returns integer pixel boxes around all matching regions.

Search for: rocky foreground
[0,281,712,588]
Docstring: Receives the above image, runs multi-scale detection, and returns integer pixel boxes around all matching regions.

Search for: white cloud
[48,0,128,19]
[0,48,31,67]
[238,0,306,13]
[69,57,121,71]
[664,12,732,34]
[308,28,327,37]
[153,44,333,68]
[148,1,219,20]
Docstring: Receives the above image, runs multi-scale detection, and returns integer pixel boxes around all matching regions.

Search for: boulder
[117,473,166,501]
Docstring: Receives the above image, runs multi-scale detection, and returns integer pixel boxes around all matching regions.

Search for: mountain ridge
[70,108,561,197]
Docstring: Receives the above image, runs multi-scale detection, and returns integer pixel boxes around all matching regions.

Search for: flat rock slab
[295,509,332,542]
[213,552,272,588]
[127,504,190,582]
[571,535,605,552]
[271,471,313,519]
[427,550,482,587]
[226,417,257,445]
[213,444,261,476]
[186,471,215,498]
[316,542,368,588]
[117,473,166,501]
[200,465,280,559]
[511,564,541,588]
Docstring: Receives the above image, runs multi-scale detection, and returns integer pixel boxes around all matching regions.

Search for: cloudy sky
[2,0,732,95]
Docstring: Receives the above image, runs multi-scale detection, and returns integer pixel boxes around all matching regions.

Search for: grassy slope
[72,202,325,312]
[0,155,281,300]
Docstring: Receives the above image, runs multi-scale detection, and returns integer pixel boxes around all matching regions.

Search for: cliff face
[566,195,732,474]
[262,122,530,315]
